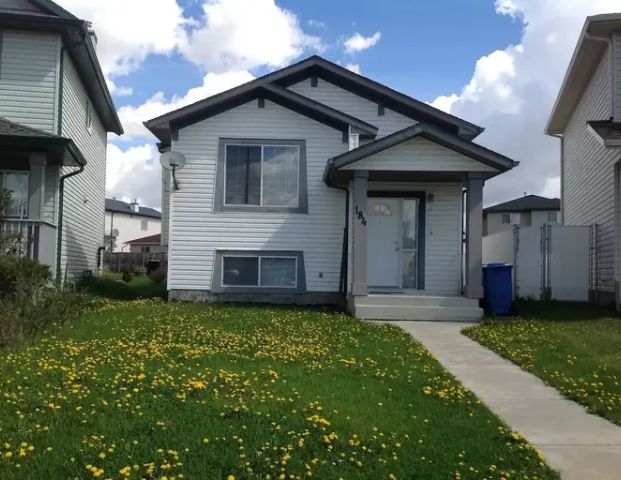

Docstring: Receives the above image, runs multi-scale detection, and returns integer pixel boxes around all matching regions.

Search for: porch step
[354,304,483,322]
[360,294,478,308]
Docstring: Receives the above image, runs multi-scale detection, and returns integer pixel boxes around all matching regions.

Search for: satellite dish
[160,151,186,170]
[112,229,119,238]
[160,152,186,191]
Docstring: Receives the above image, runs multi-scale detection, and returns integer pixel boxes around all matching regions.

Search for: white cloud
[57,0,186,77]
[431,0,620,205]
[179,0,323,72]
[106,143,161,209]
[343,31,382,54]
[117,70,255,140]
[345,63,361,74]
[308,19,327,29]
[107,79,134,97]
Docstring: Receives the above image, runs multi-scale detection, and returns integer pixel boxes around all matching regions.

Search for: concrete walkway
[392,321,621,480]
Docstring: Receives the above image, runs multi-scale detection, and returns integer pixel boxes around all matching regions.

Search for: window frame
[141,219,148,231]
[212,250,307,294]
[0,169,29,218]
[215,139,308,214]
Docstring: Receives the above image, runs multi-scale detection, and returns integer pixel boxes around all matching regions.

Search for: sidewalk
[392,321,621,480]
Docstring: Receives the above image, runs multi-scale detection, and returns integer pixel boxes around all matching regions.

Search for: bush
[80,275,167,301]
[0,256,51,297]
[121,268,134,283]
[148,268,167,284]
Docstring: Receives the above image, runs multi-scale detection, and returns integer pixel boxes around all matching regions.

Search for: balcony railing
[0,219,57,269]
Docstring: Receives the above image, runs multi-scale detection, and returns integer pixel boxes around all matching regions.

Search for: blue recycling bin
[482,263,513,315]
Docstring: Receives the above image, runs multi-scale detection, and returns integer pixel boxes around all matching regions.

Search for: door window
[402,199,419,289]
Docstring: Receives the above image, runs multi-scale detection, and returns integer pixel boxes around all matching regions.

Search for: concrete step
[354,304,483,322]
[358,294,479,308]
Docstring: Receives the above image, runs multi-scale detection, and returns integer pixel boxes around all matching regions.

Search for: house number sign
[355,206,367,226]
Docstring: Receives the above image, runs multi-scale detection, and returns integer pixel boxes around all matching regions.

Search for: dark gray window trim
[212,250,307,294]
[214,138,308,214]
[368,191,426,290]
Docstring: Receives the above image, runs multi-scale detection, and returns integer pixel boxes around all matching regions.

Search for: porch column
[465,174,484,299]
[351,170,368,296]
[28,152,47,220]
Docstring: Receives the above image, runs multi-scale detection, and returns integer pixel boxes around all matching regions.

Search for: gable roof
[105,199,161,219]
[145,55,483,145]
[546,13,621,135]
[0,116,85,165]
[484,195,561,213]
[125,233,161,245]
[323,123,516,185]
[0,0,123,135]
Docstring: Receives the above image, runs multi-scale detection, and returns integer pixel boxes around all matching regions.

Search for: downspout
[56,162,85,284]
[336,184,349,296]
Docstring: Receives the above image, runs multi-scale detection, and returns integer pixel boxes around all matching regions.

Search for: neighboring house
[0,0,122,281]
[546,13,621,305]
[104,199,161,252]
[483,195,561,236]
[145,55,516,321]
[124,233,166,254]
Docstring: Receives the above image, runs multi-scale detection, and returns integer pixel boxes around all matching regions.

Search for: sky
[57,0,621,210]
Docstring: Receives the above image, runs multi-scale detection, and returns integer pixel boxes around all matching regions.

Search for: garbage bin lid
[483,263,513,269]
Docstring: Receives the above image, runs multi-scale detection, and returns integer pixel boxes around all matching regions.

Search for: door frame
[368,191,426,290]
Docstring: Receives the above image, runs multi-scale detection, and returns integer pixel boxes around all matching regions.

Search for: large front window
[224,144,300,207]
[0,171,29,218]
[222,255,297,288]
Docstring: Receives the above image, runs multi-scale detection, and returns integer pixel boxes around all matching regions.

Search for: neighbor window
[213,250,306,293]
[140,246,150,253]
[0,171,29,218]
[216,139,308,213]
[141,219,148,231]
[501,213,520,225]
[547,211,560,223]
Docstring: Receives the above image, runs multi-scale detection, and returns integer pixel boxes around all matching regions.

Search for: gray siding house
[483,195,560,237]
[547,14,621,305]
[0,0,122,281]
[146,56,516,321]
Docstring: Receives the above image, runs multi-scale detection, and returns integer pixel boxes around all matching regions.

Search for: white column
[28,152,47,220]
[465,175,484,299]
[351,170,368,297]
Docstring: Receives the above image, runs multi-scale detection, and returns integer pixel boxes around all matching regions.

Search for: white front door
[367,198,401,287]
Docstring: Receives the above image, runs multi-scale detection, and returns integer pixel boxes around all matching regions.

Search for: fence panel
[103,252,167,273]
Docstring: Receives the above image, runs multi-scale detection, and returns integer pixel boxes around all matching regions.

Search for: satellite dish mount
[160,152,187,191]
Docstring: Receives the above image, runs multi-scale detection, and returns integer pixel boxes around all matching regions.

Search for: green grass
[81,273,167,300]
[0,301,557,480]
[464,301,621,425]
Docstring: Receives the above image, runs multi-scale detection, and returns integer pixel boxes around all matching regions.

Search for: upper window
[547,211,560,223]
[141,219,148,231]
[501,213,520,225]
[216,139,308,214]
[0,171,29,218]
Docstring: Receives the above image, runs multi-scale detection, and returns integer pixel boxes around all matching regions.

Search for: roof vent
[130,199,140,213]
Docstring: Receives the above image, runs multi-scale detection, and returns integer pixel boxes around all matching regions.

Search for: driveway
[392,321,621,480]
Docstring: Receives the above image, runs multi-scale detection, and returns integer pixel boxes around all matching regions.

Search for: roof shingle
[484,195,560,213]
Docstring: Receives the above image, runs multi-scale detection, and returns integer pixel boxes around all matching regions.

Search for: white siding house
[547,14,621,306]
[104,199,161,252]
[0,0,122,282]
[147,56,516,321]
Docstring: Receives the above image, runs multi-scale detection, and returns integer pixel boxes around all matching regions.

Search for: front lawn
[0,301,557,480]
[464,302,621,426]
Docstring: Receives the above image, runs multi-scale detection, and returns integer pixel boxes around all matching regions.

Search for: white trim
[221,254,298,288]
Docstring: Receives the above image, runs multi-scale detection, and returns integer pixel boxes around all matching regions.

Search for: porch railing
[0,219,57,269]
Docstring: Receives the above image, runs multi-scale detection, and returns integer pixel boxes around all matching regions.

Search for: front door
[367,198,401,288]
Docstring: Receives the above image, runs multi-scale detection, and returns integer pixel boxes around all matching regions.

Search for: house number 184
[355,206,367,226]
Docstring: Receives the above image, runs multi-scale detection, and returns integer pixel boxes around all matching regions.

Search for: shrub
[0,255,51,297]
[121,268,134,283]
[80,276,167,301]
[148,268,167,284]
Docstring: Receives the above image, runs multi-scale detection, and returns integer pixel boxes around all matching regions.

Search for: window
[216,139,308,213]
[141,219,148,231]
[371,203,392,216]
[547,211,560,223]
[501,213,520,225]
[213,250,306,293]
[0,171,29,217]
[85,100,93,132]
[140,246,151,253]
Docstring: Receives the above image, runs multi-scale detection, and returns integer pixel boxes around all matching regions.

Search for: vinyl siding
[563,47,619,293]
[614,33,621,122]
[161,169,171,247]
[0,30,60,133]
[168,99,348,293]
[288,78,416,138]
[59,54,107,281]
[367,182,463,295]
[341,137,498,172]
[42,163,58,224]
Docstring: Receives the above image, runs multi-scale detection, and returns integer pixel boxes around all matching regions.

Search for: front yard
[464,302,621,426]
[0,300,557,480]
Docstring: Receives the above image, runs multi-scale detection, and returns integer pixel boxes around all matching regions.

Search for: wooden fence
[104,252,167,273]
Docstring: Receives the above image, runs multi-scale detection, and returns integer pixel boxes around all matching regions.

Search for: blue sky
[59,0,619,208]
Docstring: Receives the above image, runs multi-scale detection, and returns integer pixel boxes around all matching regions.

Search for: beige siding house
[147,56,517,321]
[483,195,560,237]
[547,14,621,305]
[0,0,122,281]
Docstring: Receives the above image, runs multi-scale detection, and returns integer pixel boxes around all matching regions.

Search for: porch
[0,219,57,269]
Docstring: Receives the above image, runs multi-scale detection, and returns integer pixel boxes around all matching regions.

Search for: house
[483,195,561,236]
[124,233,166,254]
[546,13,621,306]
[104,199,161,252]
[0,0,122,281]
[145,55,516,321]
